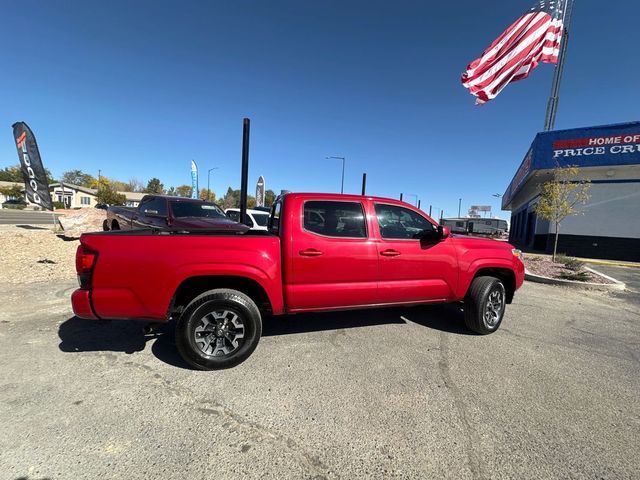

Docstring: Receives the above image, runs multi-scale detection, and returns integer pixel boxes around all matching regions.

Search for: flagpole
[544,0,575,131]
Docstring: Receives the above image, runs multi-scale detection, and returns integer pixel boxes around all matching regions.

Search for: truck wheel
[176,289,262,370]
[464,276,506,335]
[111,220,120,230]
[103,220,110,231]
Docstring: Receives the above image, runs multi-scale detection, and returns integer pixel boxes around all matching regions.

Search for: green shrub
[52,201,65,209]
[3,204,26,210]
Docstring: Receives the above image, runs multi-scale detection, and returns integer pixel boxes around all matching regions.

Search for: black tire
[111,220,120,230]
[464,276,506,335]
[103,219,110,231]
[176,289,262,370]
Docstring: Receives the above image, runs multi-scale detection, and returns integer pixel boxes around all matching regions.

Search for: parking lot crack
[438,332,486,480]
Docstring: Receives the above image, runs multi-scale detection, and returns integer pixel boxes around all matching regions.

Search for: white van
[225,208,270,231]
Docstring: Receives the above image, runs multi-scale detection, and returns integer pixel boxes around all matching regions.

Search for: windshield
[252,213,269,227]
[170,201,226,218]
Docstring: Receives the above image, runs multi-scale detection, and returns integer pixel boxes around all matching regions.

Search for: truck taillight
[76,245,97,288]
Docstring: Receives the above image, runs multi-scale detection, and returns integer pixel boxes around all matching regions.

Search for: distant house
[49,183,146,208]
[0,181,25,205]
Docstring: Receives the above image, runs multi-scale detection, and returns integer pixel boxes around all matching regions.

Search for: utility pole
[361,173,367,196]
[458,198,462,218]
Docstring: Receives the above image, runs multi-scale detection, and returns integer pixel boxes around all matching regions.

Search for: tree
[199,188,216,201]
[145,177,165,194]
[220,187,239,209]
[61,169,96,187]
[535,166,591,262]
[126,178,144,192]
[0,164,54,183]
[110,180,129,192]
[95,178,126,205]
[166,186,176,196]
[264,189,276,207]
[175,185,193,198]
[0,184,24,200]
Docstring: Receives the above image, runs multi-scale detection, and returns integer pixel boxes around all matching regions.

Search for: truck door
[285,199,379,311]
[374,203,457,304]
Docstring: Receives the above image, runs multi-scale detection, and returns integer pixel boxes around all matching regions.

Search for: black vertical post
[400,193,403,201]
[418,199,421,209]
[429,205,432,216]
[239,118,250,226]
[361,173,367,196]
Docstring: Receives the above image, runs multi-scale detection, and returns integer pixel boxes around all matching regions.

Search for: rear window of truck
[303,201,366,238]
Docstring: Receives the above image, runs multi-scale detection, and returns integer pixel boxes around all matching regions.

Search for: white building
[49,183,146,208]
[502,122,640,262]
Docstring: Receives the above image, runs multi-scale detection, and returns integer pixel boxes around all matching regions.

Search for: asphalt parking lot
[1,277,639,479]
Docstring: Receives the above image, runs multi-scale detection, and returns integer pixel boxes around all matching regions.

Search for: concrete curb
[524,268,626,291]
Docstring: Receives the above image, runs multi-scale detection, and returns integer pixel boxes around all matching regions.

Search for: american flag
[461,0,566,104]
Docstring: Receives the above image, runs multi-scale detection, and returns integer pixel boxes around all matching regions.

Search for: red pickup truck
[72,193,524,370]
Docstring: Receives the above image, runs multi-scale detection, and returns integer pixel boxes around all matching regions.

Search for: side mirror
[419,228,441,242]
[438,225,451,238]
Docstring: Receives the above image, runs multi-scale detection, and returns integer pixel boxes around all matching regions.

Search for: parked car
[94,203,109,210]
[105,195,248,233]
[225,208,270,231]
[72,193,525,370]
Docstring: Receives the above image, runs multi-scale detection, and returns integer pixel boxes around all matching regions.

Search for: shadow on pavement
[58,317,193,370]
[262,303,471,336]
[15,224,50,230]
[58,304,472,369]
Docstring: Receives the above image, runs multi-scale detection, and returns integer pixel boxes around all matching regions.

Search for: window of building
[456,221,464,227]
[374,204,435,239]
[304,201,366,238]
[81,196,91,205]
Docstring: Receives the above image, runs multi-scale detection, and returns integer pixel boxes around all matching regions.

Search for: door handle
[380,249,401,257]
[299,248,324,257]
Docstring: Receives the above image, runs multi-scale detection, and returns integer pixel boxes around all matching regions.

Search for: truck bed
[79,230,283,320]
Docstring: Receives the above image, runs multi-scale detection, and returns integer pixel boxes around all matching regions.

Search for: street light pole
[207,167,219,201]
[326,156,346,194]
[458,198,462,218]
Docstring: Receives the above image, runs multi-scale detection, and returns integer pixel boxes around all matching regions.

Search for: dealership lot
[1,273,638,479]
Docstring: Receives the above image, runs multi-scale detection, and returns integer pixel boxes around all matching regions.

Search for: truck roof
[283,192,418,207]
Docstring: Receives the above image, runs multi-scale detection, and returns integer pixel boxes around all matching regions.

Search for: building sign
[552,133,640,159]
[502,122,640,210]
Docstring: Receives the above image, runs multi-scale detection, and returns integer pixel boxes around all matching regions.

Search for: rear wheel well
[469,268,516,303]
[111,220,120,230]
[169,276,272,318]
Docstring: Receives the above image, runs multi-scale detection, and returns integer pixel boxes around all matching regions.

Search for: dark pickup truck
[104,195,248,233]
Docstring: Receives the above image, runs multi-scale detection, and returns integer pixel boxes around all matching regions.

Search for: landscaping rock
[57,208,106,237]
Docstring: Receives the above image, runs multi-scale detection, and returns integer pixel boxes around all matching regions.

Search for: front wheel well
[169,276,272,318]
[469,268,516,304]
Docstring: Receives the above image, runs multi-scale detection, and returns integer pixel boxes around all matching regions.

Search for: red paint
[72,193,524,321]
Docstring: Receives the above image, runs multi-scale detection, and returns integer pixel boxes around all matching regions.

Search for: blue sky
[1,0,638,218]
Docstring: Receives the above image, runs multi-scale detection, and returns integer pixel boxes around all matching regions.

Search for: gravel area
[524,254,613,284]
[0,227,78,285]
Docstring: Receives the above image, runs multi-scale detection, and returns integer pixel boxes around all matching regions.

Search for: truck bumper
[71,289,98,320]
